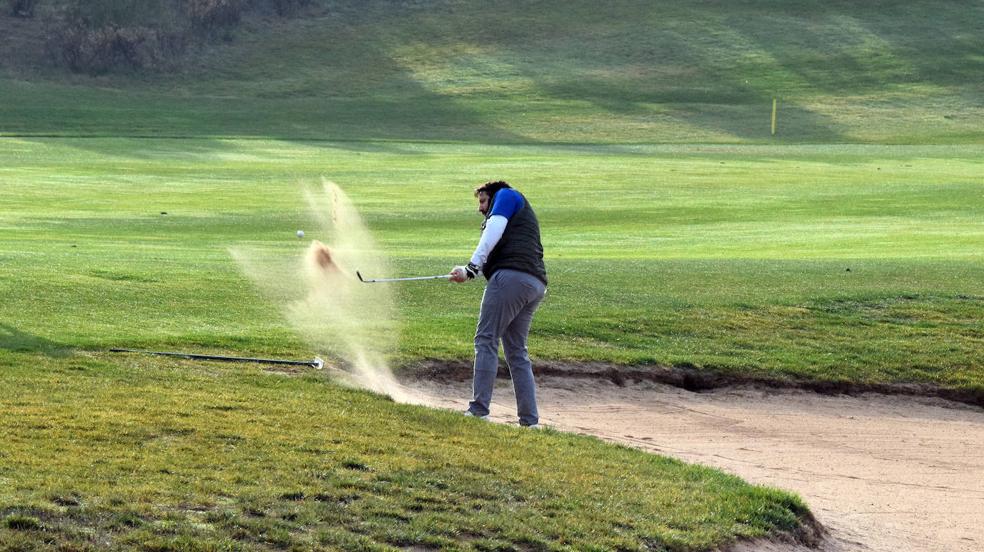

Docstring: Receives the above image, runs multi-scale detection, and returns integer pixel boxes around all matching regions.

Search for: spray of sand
[230,179,419,403]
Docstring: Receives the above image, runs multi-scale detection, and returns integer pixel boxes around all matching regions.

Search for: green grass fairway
[2,139,981,393]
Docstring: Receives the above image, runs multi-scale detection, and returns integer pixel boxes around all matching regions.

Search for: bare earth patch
[398,371,984,552]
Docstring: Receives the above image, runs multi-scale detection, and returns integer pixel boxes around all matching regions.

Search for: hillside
[1,0,981,143]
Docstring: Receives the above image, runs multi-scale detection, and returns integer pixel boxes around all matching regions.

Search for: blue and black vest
[482,191,547,285]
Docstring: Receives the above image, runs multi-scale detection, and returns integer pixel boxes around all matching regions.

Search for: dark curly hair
[474,180,512,197]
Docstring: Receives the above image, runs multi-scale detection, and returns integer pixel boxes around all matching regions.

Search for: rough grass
[0,352,815,551]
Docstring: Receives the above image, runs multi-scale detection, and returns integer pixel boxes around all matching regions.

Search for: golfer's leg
[469,276,507,417]
[502,275,546,426]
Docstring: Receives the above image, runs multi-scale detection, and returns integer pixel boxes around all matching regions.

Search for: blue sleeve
[489,188,524,219]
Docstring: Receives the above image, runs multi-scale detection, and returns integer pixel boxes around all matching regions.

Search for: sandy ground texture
[398,374,984,552]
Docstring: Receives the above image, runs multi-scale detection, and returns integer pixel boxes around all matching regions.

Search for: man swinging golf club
[450,181,548,428]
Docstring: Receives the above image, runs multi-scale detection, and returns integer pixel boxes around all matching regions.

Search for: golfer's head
[474,180,511,216]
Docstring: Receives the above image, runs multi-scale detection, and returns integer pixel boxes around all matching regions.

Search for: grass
[1,0,982,549]
[6,138,978,549]
[0,139,855,551]
[1,139,981,392]
[1,1,982,144]
[0,352,812,551]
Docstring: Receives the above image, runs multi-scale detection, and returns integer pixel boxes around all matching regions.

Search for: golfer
[450,181,547,428]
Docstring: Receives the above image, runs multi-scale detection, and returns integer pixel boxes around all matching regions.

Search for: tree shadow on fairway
[685,1,984,142]
[735,1,984,93]
[9,1,980,152]
[5,3,534,158]
[460,2,851,143]
[0,324,72,358]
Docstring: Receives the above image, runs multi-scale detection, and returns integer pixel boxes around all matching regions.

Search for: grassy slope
[1,352,814,551]
[1,0,982,143]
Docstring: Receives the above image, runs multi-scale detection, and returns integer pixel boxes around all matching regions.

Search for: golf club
[110,348,324,369]
[356,270,451,283]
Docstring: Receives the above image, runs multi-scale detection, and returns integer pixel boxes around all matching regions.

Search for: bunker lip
[402,360,984,410]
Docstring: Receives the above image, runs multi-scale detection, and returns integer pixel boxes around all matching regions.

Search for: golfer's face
[477,192,491,216]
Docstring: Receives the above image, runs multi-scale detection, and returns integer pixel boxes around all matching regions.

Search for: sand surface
[399,374,984,552]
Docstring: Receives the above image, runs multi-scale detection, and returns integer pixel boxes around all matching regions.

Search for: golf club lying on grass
[356,270,451,283]
[110,348,324,369]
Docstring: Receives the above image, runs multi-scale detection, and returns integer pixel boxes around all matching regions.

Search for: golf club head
[356,271,366,282]
[313,357,324,370]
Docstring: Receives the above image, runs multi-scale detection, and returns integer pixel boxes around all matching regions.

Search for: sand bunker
[399,374,984,552]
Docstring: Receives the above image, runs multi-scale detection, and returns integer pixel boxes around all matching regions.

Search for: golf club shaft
[110,348,323,368]
[356,271,450,283]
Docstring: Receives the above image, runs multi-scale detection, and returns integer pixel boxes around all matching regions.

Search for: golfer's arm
[469,215,508,268]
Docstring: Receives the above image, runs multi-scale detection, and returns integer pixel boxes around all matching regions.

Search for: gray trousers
[468,269,547,426]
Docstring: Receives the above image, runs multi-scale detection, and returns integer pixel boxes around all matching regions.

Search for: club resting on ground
[110,348,324,369]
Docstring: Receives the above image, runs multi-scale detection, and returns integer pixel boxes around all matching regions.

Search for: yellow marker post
[771,98,777,136]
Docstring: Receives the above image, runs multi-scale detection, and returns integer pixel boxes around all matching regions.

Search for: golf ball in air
[296,230,305,238]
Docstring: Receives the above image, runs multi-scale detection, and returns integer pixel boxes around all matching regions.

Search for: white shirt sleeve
[469,215,508,268]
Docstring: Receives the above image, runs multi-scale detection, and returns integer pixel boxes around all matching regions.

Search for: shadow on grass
[3,9,535,158]
[4,1,981,151]
[0,324,72,358]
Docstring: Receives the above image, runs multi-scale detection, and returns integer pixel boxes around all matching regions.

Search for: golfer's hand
[450,266,468,283]
[450,263,480,283]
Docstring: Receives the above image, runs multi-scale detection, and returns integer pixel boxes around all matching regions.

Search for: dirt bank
[408,360,984,409]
